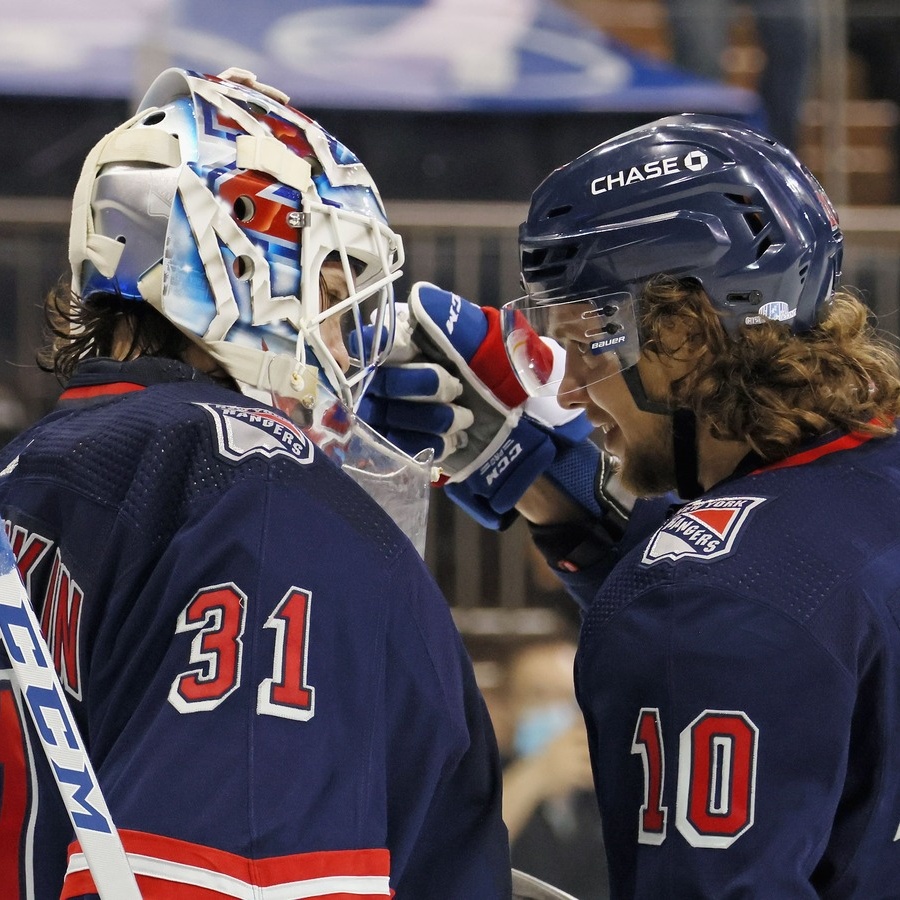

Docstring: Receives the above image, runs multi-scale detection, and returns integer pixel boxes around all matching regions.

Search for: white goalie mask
[68,67,405,412]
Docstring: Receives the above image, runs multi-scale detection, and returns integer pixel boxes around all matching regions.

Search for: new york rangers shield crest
[197,403,315,465]
[641,496,766,565]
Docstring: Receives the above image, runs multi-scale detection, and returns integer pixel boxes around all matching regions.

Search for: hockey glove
[359,282,609,529]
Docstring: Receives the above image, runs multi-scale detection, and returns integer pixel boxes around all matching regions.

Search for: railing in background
[2,198,900,634]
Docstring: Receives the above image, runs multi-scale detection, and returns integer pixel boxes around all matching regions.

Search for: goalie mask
[502,113,843,402]
[69,67,404,411]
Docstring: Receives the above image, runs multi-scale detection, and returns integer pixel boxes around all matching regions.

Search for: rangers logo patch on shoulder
[197,403,314,465]
[641,496,766,566]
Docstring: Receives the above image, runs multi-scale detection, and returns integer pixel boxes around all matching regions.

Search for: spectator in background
[664,0,818,149]
[502,638,610,900]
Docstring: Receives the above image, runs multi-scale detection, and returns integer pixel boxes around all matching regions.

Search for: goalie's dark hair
[38,280,193,385]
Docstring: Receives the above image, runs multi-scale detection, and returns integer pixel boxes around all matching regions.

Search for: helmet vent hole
[726,291,763,307]
[743,212,766,236]
[234,99,269,118]
[547,205,573,219]
[233,256,254,281]
[523,248,548,267]
[141,111,166,126]
[522,244,578,279]
[234,196,256,222]
[536,265,567,278]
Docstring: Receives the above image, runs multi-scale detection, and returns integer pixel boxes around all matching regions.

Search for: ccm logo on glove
[446,292,462,335]
[483,439,523,486]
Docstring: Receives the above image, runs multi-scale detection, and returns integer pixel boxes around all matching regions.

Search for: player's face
[558,345,677,497]
[318,262,352,373]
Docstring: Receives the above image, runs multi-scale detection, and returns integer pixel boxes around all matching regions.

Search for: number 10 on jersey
[632,707,759,849]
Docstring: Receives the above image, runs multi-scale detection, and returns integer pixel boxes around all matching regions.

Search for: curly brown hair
[640,276,900,462]
[38,280,194,385]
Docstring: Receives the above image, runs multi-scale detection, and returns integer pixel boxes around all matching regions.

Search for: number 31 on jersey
[167,582,315,722]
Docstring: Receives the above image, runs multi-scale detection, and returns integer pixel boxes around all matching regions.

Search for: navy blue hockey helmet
[501,114,843,399]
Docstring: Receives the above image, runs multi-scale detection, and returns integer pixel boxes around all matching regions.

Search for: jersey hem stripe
[61,830,392,899]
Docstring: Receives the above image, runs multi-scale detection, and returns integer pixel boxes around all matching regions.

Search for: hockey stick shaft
[0,532,143,899]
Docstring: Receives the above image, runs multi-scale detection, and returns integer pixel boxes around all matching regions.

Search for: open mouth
[598,421,621,454]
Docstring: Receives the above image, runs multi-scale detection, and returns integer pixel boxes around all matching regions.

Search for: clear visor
[500,289,641,399]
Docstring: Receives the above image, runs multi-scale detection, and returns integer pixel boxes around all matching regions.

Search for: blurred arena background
[1,0,897,654]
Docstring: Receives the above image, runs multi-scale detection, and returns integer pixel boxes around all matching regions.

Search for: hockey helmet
[501,113,843,399]
[69,67,404,410]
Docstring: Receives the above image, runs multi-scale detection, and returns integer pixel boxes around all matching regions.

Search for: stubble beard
[613,415,678,498]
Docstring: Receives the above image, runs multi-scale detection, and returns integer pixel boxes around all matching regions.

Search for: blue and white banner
[0,0,763,122]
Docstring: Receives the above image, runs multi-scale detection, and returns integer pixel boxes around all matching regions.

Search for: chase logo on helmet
[591,149,711,195]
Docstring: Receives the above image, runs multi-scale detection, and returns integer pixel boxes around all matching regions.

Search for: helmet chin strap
[620,365,704,501]
[671,408,704,501]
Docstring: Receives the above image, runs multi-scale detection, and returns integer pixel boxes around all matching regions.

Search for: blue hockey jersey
[0,358,511,899]
[576,428,900,898]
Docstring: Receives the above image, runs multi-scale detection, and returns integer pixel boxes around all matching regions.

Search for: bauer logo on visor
[501,290,640,399]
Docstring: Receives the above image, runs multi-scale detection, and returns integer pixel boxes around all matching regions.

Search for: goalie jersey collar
[58,358,222,404]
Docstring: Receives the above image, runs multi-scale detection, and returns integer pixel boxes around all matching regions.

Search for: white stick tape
[0,532,143,899]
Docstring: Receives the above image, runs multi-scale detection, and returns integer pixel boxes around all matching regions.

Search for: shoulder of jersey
[100,380,316,471]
